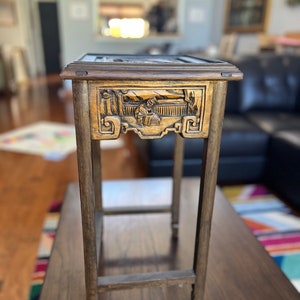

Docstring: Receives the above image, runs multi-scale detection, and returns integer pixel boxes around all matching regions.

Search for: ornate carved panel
[89,83,213,140]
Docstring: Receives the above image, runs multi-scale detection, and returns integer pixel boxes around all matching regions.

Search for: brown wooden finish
[102,205,171,215]
[95,211,102,266]
[92,140,102,211]
[73,80,98,300]
[171,134,184,237]
[192,81,228,299]
[98,270,196,292]
[40,179,299,300]
[88,81,213,140]
[60,54,242,81]
[60,54,243,300]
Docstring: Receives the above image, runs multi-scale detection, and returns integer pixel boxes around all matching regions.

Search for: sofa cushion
[275,129,300,147]
[220,115,269,157]
[265,129,300,210]
[149,156,267,184]
[217,156,267,184]
[225,80,240,114]
[286,55,300,112]
[148,132,177,160]
[237,55,300,112]
[247,112,300,134]
[148,115,268,159]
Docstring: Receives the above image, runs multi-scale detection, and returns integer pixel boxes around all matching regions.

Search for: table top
[78,54,216,64]
[60,53,243,81]
[40,178,299,300]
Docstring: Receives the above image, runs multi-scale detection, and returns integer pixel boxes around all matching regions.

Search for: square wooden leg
[171,134,184,238]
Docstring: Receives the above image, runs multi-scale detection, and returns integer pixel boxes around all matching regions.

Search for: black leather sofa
[140,54,300,210]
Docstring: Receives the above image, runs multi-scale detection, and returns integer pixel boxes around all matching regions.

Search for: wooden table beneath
[40,178,299,300]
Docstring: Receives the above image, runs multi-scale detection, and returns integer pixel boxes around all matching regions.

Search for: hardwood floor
[0,75,146,300]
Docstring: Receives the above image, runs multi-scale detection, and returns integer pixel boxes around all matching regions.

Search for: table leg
[91,140,104,271]
[172,133,184,238]
[192,81,227,300]
[73,80,98,300]
[92,140,102,212]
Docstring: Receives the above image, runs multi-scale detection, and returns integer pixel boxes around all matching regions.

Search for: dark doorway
[38,2,61,74]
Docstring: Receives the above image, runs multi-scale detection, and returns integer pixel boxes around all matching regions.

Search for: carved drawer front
[89,81,214,140]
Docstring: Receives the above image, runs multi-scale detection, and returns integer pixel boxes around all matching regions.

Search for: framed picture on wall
[224,0,269,33]
[0,0,17,26]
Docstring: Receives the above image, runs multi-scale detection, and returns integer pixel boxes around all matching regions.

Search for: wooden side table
[61,54,242,300]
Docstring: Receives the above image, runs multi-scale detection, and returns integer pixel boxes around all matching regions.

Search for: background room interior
[0,0,300,80]
[0,0,300,299]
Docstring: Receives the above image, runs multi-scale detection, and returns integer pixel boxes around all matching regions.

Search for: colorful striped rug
[28,201,62,300]
[28,185,300,299]
[223,184,300,293]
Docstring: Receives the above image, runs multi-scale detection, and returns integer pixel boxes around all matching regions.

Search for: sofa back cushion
[286,56,300,112]
[237,55,300,113]
[225,80,240,114]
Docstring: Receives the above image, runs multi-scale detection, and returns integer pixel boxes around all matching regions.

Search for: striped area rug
[28,201,62,300]
[222,184,300,293]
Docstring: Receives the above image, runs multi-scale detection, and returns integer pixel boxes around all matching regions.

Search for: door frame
[28,0,59,76]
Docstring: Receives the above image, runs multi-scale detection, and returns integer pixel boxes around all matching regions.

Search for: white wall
[268,0,300,35]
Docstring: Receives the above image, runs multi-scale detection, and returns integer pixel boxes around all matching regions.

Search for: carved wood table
[60,54,242,300]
